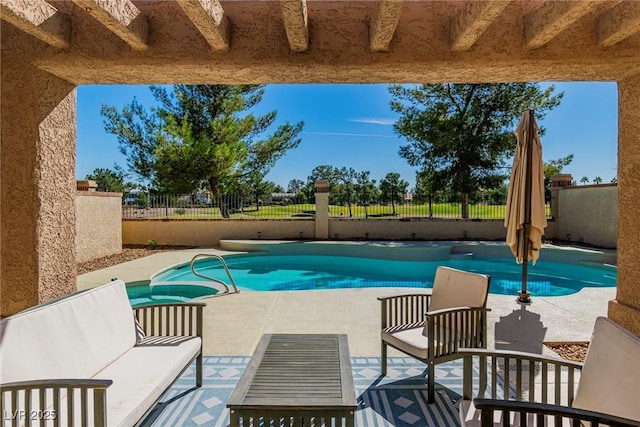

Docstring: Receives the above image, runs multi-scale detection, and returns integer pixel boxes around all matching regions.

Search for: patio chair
[459,316,640,427]
[379,266,491,403]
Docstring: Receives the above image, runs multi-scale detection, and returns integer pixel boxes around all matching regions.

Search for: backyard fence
[123,193,550,220]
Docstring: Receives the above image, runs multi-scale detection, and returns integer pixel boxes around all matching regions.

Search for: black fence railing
[122,193,551,220]
[123,193,315,219]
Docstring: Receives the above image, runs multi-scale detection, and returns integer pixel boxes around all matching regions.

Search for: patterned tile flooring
[141,357,466,427]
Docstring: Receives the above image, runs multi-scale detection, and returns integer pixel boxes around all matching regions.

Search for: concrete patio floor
[77,246,615,358]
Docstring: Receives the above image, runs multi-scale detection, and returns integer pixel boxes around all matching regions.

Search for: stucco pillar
[1,25,77,316]
[550,174,572,220]
[609,74,640,336]
[314,180,330,240]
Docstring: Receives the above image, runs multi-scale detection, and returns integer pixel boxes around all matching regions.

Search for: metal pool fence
[122,193,551,220]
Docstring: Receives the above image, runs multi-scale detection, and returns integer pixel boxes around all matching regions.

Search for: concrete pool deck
[77,245,616,358]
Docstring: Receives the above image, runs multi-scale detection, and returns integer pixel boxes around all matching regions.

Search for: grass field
[123,202,551,220]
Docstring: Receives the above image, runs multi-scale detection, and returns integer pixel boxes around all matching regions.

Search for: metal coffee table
[227,334,357,427]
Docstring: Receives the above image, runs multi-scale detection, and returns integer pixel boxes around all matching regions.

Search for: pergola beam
[280,0,308,53]
[369,0,404,52]
[450,0,510,51]
[0,0,70,49]
[71,0,148,51]
[176,0,230,51]
[598,1,640,47]
[525,1,603,49]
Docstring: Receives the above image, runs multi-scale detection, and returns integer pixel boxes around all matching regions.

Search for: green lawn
[124,202,551,220]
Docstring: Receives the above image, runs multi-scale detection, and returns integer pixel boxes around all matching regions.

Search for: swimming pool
[127,282,218,307]
[150,252,617,297]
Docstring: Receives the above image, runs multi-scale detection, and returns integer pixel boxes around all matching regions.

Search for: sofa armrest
[459,348,583,405]
[1,379,113,427]
[473,398,640,427]
[378,293,432,329]
[133,302,206,338]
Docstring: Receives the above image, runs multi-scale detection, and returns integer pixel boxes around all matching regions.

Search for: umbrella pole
[518,109,535,304]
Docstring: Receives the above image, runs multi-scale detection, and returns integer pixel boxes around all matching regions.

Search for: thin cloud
[348,117,396,126]
[303,131,395,138]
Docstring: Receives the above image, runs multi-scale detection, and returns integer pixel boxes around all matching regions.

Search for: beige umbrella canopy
[505,109,547,303]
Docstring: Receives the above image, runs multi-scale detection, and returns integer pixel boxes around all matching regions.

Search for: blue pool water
[150,254,617,297]
[127,283,218,307]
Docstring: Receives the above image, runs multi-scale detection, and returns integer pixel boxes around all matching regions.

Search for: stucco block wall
[329,218,507,241]
[122,219,315,246]
[76,192,123,263]
[558,184,617,249]
[122,218,509,245]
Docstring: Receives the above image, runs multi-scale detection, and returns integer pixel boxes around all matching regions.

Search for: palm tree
[593,176,603,184]
[580,176,589,185]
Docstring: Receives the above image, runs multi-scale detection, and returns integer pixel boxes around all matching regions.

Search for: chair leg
[427,362,435,403]
[196,353,203,387]
[381,342,388,375]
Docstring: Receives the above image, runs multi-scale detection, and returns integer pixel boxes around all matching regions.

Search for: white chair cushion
[381,322,451,359]
[0,280,136,383]
[571,316,640,422]
[428,266,489,312]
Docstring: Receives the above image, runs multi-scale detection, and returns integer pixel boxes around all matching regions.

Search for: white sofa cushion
[93,336,202,427]
[0,280,136,383]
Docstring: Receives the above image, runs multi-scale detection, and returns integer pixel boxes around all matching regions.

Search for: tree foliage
[389,83,563,217]
[379,172,409,215]
[85,167,134,193]
[101,85,303,217]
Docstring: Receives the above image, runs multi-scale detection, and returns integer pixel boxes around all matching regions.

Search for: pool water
[127,283,217,307]
[150,254,617,297]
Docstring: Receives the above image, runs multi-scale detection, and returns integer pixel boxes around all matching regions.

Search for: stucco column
[609,74,640,336]
[1,25,77,316]
[550,174,572,220]
[314,180,330,239]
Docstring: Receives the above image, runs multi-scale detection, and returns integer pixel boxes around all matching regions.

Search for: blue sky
[77,82,618,189]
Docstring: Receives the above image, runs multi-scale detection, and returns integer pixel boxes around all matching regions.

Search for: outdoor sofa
[0,280,205,426]
[459,316,640,427]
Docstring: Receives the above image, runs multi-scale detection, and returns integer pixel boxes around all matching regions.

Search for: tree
[389,83,563,218]
[379,172,409,216]
[611,177,618,184]
[355,171,377,218]
[305,165,341,203]
[101,85,303,217]
[593,176,603,184]
[287,179,305,194]
[581,176,590,185]
[338,167,357,217]
[543,154,574,202]
[85,167,134,193]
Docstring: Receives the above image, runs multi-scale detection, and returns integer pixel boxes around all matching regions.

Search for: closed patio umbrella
[505,109,547,303]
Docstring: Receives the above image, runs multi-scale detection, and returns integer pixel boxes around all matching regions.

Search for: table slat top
[228,334,357,409]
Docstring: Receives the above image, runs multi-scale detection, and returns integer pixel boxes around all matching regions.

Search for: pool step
[449,252,474,260]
